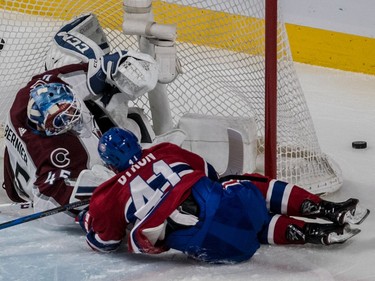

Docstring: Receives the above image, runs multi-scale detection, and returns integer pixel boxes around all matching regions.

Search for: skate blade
[327,225,361,244]
[344,206,370,225]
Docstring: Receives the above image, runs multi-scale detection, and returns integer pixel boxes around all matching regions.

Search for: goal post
[265,0,278,179]
[0,0,343,194]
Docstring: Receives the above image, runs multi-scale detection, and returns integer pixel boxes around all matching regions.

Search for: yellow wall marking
[1,0,374,75]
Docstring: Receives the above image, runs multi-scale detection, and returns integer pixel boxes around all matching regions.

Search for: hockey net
[0,0,342,194]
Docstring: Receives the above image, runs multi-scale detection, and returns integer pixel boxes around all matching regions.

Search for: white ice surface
[1,63,375,281]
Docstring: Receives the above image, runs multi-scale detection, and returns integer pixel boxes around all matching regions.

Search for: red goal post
[265,0,278,179]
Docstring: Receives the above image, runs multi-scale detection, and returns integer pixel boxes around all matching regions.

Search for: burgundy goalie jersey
[3,64,102,226]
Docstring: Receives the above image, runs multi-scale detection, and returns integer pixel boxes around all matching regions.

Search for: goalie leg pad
[69,165,115,207]
[45,13,110,70]
[178,113,257,175]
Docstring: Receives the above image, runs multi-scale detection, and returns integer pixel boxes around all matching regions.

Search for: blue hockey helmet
[98,127,142,172]
[27,83,82,136]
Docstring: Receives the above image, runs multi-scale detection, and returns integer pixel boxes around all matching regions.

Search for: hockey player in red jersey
[78,127,369,263]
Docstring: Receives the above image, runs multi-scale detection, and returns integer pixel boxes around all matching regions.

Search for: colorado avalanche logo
[50,148,70,168]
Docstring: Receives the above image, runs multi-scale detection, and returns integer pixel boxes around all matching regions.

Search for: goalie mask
[98,127,142,172]
[27,83,82,136]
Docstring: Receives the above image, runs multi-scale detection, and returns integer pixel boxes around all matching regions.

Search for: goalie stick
[0,199,89,230]
[220,128,245,177]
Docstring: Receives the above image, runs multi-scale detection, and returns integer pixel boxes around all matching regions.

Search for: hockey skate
[301,198,370,225]
[286,223,361,246]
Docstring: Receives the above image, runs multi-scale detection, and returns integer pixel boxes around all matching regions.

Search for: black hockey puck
[352,141,367,149]
[0,38,5,52]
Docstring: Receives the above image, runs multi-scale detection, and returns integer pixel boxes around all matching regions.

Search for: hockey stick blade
[0,199,89,230]
[220,128,244,177]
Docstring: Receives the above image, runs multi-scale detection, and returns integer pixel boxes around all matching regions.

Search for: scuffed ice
[1,63,375,280]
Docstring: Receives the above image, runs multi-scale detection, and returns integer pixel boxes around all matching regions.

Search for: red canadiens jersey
[88,142,210,254]
[3,64,101,225]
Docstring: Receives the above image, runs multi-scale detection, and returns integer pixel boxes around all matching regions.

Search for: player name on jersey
[4,124,28,165]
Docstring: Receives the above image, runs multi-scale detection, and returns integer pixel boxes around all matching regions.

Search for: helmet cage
[28,83,82,136]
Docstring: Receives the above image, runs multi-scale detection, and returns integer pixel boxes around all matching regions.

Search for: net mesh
[0,0,342,193]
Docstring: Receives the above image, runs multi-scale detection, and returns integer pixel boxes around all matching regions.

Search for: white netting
[0,0,342,193]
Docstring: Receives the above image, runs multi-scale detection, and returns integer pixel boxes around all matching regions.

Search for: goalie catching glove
[87,50,159,100]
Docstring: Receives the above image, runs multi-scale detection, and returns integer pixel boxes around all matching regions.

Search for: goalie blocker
[86,50,158,101]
